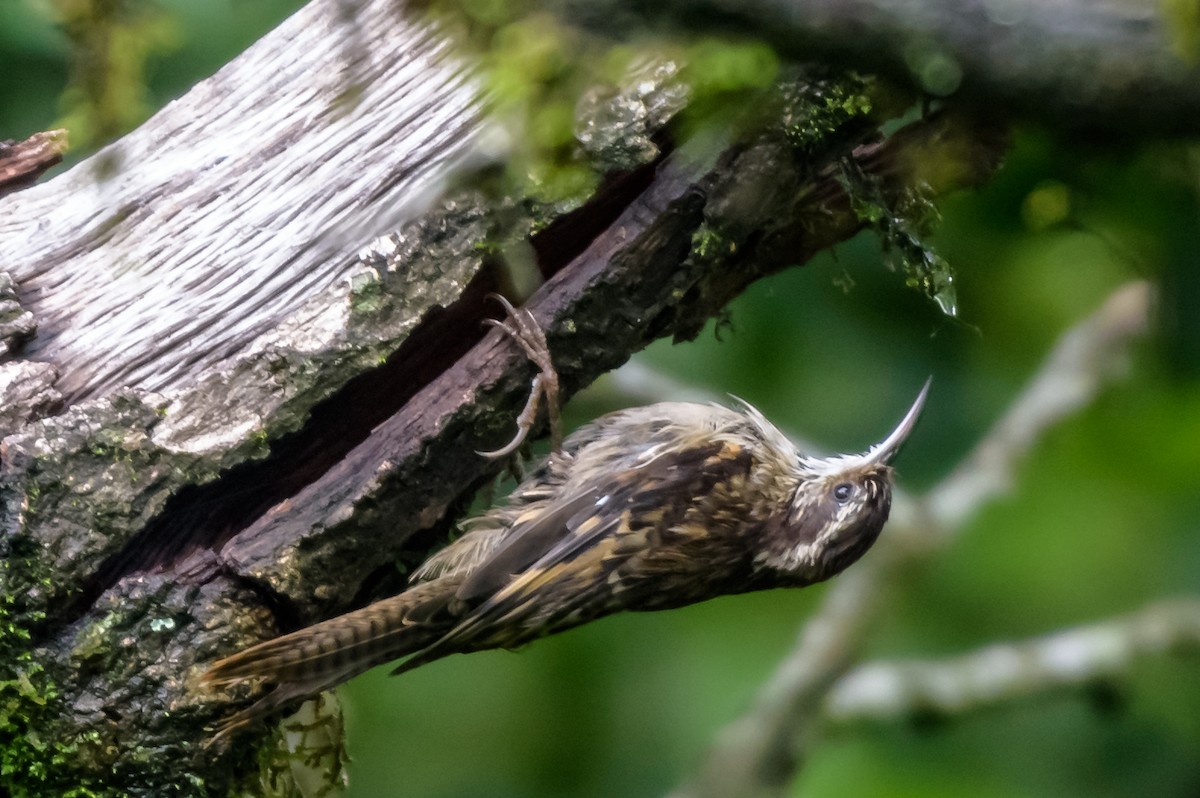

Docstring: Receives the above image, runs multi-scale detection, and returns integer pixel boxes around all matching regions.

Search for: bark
[0,130,68,198]
[0,2,1005,796]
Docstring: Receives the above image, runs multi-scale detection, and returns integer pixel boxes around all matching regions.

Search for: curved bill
[864,378,931,465]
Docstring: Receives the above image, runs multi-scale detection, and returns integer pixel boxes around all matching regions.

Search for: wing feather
[391,438,754,674]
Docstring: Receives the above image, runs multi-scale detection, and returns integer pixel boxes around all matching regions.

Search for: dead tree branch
[826,597,1200,727]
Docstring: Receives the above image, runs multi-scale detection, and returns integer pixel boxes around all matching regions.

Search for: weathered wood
[0,1,484,404]
[0,2,1006,795]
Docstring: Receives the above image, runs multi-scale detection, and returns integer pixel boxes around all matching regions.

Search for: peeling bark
[0,130,67,198]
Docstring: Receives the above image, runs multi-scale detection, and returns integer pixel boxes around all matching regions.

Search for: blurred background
[4,1,1199,796]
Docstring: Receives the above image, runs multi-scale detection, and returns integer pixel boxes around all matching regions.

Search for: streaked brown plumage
[203,300,929,739]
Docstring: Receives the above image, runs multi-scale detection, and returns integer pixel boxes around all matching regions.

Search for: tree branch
[0,2,484,403]
[825,597,1200,727]
[543,0,1200,135]
[913,280,1152,541]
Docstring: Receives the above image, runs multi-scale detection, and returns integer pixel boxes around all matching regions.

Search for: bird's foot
[478,295,563,459]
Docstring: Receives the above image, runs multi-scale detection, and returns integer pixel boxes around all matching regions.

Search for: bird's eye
[833,483,854,503]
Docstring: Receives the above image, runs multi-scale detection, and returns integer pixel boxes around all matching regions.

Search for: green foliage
[433,0,860,216]
[50,0,180,148]
[0,535,132,797]
[1162,0,1200,64]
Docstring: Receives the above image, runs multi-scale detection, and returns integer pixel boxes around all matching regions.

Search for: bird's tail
[202,578,457,740]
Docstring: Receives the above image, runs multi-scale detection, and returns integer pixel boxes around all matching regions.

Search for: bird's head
[754,380,929,583]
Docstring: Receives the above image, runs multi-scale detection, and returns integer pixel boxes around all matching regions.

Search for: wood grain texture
[0,0,483,402]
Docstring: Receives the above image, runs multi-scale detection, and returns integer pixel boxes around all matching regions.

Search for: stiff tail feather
[202,578,458,740]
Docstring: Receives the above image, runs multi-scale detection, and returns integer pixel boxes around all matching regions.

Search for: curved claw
[477,430,529,460]
[478,295,562,459]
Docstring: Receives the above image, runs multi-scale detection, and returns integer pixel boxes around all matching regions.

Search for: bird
[202,296,929,739]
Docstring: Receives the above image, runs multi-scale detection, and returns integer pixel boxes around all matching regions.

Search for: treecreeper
[203,297,929,739]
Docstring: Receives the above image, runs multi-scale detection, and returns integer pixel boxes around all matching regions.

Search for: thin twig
[825,597,1200,726]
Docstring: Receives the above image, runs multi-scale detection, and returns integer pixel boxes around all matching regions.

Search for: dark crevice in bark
[62,268,505,635]
[531,148,670,278]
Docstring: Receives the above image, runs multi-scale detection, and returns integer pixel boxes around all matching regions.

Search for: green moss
[690,223,733,261]
[69,612,119,665]
[685,38,779,97]
[777,73,875,155]
[0,399,220,796]
[348,269,386,316]
[838,157,959,316]
[0,555,90,797]
[436,5,606,207]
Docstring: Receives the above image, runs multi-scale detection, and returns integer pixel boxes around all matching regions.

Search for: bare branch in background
[668,280,1153,798]
[826,597,1200,727]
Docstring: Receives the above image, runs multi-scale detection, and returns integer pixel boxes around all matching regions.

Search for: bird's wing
[451,487,605,603]
[390,437,753,674]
